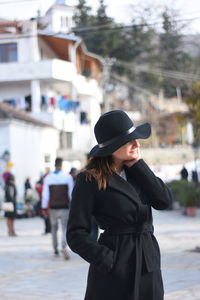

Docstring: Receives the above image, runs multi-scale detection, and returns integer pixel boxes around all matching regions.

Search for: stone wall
[142,146,194,165]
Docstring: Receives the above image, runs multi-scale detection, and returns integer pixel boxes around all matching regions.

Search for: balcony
[0,59,76,82]
[0,58,102,99]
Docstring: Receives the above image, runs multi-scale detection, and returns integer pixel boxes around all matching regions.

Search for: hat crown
[94,110,133,144]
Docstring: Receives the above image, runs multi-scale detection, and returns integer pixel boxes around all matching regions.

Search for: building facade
[0,102,59,201]
[0,1,103,169]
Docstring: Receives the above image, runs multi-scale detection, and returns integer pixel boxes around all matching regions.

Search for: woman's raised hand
[124,147,141,167]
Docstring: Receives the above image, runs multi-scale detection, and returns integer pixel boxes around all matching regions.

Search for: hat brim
[89,122,151,157]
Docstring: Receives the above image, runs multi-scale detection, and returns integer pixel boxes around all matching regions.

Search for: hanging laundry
[3,99,16,107]
[18,97,26,110]
[41,95,48,111]
[49,96,56,107]
[25,95,32,112]
[58,95,66,110]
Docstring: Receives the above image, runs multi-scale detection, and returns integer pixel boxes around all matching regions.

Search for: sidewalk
[0,209,200,300]
[155,209,200,300]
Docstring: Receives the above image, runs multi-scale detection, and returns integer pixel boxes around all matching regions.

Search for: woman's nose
[132,140,140,147]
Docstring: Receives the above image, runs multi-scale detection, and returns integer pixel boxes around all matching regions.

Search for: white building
[0,102,59,200]
[0,1,103,169]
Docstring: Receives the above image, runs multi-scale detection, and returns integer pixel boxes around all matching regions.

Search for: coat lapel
[108,172,142,207]
[108,172,149,224]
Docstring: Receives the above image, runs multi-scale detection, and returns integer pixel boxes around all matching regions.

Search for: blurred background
[0,1,200,299]
[0,0,200,202]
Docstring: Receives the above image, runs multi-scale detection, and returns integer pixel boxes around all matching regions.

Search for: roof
[0,102,52,127]
[39,31,103,64]
[0,20,23,34]
[38,30,80,42]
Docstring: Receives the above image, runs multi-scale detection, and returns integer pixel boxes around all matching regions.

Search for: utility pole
[101,57,115,112]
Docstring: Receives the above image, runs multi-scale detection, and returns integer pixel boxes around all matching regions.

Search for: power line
[0,27,200,83]
[111,73,154,96]
[111,74,164,114]
[72,16,200,33]
[114,60,200,82]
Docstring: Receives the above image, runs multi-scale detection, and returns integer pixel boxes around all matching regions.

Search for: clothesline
[2,94,80,113]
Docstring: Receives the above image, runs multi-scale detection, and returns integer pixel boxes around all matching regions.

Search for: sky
[0,0,200,33]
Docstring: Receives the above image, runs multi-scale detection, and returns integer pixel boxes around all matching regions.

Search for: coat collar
[108,171,149,223]
[108,169,148,223]
[108,170,141,207]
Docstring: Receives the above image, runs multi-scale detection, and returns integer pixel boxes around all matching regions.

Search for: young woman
[4,173,17,237]
[67,110,172,300]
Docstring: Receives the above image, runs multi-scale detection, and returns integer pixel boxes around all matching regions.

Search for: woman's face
[112,139,140,162]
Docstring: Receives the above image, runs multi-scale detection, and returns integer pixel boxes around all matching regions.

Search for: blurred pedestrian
[4,173,17,236]
[35,168,51,234]
[192,169,199,185]
[42,158,73,259]
[69,167,78,183]
[24,177,32,202]
[180,165,188,181]
[67,110,172,300]
[2,170,11,183]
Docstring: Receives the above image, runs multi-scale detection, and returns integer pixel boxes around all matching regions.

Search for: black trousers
[44,216,51,233]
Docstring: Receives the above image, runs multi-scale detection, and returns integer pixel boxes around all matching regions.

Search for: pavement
[0,209,200,300]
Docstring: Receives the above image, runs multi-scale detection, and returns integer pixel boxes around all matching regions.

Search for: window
[0,43,18,62]
[60,131,73,149]
[66,132,72,148]
[80,111,89,124]
[44,154,51,163]
[82,69,91,78]
[61,16,69,28]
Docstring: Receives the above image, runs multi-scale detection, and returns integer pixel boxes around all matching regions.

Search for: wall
[38,38,58,60]
[142,145,195,166]
[0,81,30,100]
[45,7,74,33]
[0,36,33,62]
[0,122,10,155]
[7,120,59,201]
[72,95,101,152]
[0,122,10,186]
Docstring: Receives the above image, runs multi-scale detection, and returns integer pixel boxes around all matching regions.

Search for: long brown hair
[84,156,114,190]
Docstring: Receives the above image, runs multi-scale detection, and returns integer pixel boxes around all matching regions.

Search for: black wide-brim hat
[89,110,151,157]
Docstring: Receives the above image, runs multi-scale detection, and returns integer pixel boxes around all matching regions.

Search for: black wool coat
[67,159,172,300]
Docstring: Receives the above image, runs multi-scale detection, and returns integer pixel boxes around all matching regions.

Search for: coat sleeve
[66,172,114,273]
[127,159,172,210]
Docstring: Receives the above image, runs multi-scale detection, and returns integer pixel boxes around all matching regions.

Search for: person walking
[69,167,78,183]
[42,158,73,259]
[67,110,172,300]
[180,165,189,181]
[4,173,17,237]
[24,177,32,200]
[35,168,51,234]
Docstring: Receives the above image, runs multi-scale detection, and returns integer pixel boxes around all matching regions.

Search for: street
[0,209,200,300]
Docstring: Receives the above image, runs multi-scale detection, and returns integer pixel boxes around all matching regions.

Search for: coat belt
[104,223,154,300]
[104,223,153,235]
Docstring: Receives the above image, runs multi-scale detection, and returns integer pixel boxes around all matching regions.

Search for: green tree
[159,8,192,97]
[88,0,114,56]
[73,0,154,62]
[73,2,195,100]
[73,0,92,27]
